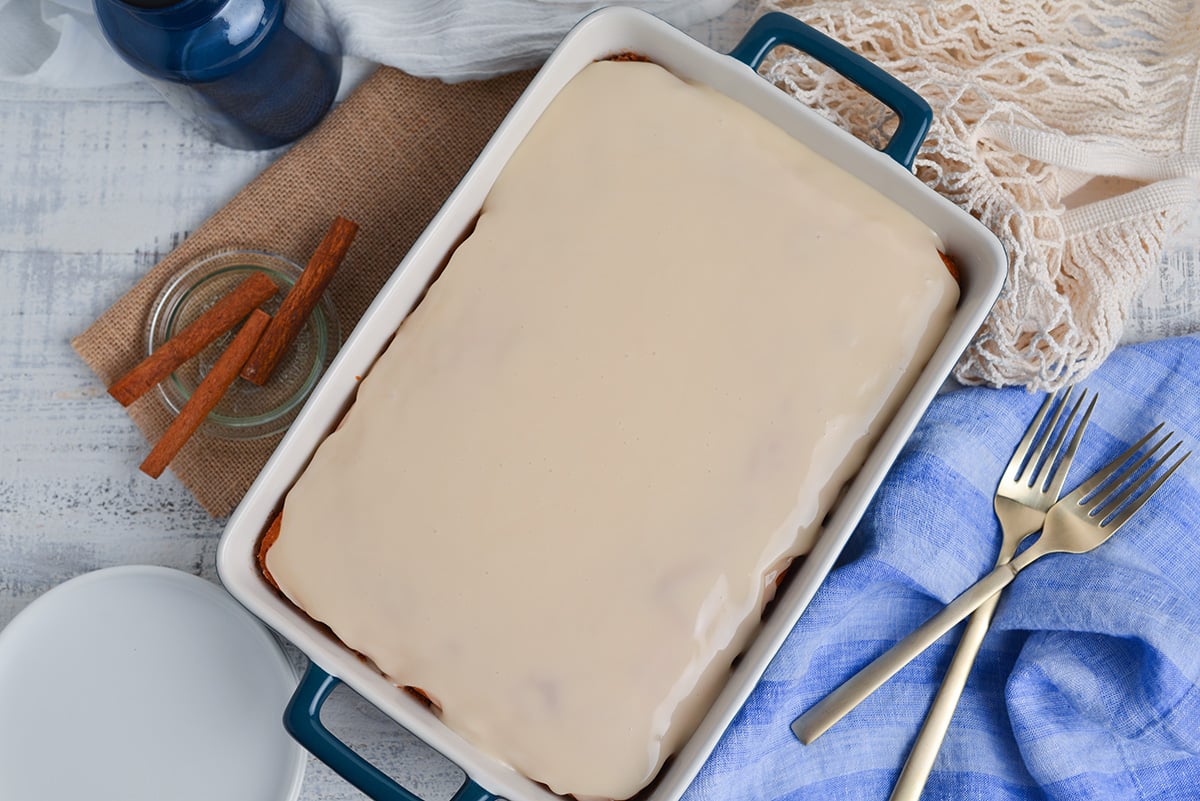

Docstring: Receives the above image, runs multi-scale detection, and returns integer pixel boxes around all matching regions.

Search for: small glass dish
[146,249,340,440]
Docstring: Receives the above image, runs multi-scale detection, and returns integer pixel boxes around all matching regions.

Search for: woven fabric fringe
[757,0,1200,389]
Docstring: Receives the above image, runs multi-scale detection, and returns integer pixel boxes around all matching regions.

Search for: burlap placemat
[72,66,534,517]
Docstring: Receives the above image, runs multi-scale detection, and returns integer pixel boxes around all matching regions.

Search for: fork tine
[1034,389,1095,495]
[1006,390,1057,482]
[1023,387,1073,484]
[1089,437,1182,521]
[1082,428,1173,514]
[1100,449,1192,530]
[1066,422,1165,502]
[1010,388,1069,483]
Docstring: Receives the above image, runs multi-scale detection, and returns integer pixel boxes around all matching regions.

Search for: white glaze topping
[268,60,958,800]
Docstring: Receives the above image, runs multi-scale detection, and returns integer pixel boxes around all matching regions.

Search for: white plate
[0,565,305,801]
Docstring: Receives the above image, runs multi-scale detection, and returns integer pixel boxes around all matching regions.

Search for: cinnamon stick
[241,216,359,385]
[140,309,272,479]
[108,272,279,406]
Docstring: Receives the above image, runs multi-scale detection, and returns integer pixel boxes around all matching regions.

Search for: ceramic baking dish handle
[285,662,497,801]
[727,12,931,170]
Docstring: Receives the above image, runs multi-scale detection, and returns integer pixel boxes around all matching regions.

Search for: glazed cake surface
[266,60,959,800]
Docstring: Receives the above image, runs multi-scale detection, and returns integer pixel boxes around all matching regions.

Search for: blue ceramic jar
[94,0,342,150]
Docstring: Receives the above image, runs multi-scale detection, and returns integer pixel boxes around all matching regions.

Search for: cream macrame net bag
[757,0,1200,389]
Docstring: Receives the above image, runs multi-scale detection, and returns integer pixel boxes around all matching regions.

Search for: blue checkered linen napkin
[686,335,1200,800]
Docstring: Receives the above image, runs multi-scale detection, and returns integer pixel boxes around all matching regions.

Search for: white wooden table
[2,5,1197,799]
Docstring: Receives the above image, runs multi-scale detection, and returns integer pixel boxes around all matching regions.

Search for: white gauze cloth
[759,0,1200,389]
[0,0,736,87]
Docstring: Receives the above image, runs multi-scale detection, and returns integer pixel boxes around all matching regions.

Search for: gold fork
[889,388,1095,800]
[792,423,1190,744]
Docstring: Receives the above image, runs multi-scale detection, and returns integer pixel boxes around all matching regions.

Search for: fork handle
[887,590,1002,800]
[791,563,1017,744]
